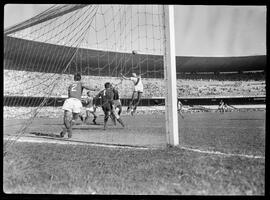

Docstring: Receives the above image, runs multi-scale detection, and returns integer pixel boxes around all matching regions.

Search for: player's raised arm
[120,73,130,80]
[82,83,97,91]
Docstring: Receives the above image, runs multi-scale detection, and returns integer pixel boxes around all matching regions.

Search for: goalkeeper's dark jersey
[68,81,83,100]
[112,88,119,100]
[95,88,114,106]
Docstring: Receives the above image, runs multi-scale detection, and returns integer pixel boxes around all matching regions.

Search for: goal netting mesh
[4,4,167,153]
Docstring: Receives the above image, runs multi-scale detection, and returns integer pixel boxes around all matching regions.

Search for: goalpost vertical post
[163,5,179,146]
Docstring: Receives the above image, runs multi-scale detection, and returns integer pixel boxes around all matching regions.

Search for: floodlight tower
[163,5,179,146]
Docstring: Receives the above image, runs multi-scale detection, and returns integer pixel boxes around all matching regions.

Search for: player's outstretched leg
[92,115,97,125]
[117,118,125,127]
[131,92,142,115]
[61,110,73,138]
[110,114,117,126]
[104,111,110,130]
[79,114,84,123]
[127,92,136,113]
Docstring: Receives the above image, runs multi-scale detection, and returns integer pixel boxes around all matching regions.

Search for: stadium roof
[4,36,266,76]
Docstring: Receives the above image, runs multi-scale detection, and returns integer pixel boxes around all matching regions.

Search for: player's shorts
[86,106,95,112]
[112,99,121,107]
[134,84,143,93]
[62,98,82,113]
[102,102,112,115]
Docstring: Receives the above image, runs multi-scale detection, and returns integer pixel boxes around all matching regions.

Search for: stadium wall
[4,96,266,107]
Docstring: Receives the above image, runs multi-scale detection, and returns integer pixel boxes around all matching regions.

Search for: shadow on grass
[43,123,63,125]
[29,132,62,138]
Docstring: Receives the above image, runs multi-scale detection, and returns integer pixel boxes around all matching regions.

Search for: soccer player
[60,73,96,138]
[178,100,184,119]
[120,72,143,115]
[81,91,98,125]
[218,100,225,113]
[110,83,125,127]
[94,82,124,130]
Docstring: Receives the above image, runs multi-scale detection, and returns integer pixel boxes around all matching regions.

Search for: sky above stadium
[4,4,266,57]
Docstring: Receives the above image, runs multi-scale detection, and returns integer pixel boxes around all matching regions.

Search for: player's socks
[67,129,72,138]
[60,129,66,138]
[112,116,116,126]
[80,115,84,122]
[127,105,134,113]
[131,106,137,116]
[117,118,125,127]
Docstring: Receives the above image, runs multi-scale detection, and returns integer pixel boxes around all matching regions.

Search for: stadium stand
[4,69,265,98]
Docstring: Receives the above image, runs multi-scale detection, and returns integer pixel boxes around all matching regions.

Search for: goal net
[4,4,168,153]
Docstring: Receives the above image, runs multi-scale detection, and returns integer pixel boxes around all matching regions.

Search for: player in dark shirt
[110,83,125,127]
[94,82,124,130]
[93,82,115,130]
[60,73,96,138]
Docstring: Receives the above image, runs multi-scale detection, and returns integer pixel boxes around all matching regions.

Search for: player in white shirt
[120,73,143,115]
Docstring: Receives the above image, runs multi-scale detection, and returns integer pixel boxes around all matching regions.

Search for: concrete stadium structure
[4,36,265,77]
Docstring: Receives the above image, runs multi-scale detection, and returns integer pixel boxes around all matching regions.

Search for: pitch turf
[4,110,265,157]
[3,142,265,195]
[3,110,265,195]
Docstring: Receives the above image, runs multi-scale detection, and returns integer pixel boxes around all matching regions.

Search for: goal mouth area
[4,110,265,158]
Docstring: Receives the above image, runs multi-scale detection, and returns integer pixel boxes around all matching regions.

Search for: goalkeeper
[120,72,143,115]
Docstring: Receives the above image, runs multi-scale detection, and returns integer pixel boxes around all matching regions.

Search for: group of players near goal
[60,72,228,138]
[60,72,144,138]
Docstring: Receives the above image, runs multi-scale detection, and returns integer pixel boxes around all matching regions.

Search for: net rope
[4,4,166,155]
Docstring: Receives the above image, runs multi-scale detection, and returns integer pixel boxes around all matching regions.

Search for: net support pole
[163,5,179,146]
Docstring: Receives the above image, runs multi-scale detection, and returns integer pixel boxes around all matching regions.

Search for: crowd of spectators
[4,69,266,99]
[176,72,265,81]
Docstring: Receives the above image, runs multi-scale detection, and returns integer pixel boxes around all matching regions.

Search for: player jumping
[120,72,143,115]
[60,73,96,138]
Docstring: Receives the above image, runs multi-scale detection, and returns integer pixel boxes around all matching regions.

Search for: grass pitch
[3,142,264,195]
[3,110,265,195]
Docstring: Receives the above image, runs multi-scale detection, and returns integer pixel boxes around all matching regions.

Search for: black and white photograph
[3,4,266,195]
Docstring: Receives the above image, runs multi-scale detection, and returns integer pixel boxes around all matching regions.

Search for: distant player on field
[177,100,184,119]
[60,73,96,138]
[80,91,98,125]
[218,100,227,113]
[120,72,143,115]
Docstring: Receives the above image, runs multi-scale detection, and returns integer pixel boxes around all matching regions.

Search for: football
[132,50,138,55]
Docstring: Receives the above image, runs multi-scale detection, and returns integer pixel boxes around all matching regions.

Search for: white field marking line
[4,138,265,159]
[179,146,265,159]
[5,137,154,150]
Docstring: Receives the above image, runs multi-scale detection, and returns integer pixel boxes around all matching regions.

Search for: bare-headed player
[93,82,124,130]
[60,73,96,138]
[120,72,143,115]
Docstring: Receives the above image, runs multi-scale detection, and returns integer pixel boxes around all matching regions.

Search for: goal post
[163,5,179,146]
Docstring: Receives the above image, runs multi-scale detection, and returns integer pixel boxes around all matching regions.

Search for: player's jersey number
[71,83,77,91]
